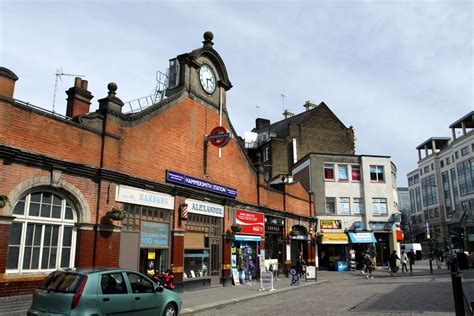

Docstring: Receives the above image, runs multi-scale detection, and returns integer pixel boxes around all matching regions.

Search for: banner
[236,210,264,235]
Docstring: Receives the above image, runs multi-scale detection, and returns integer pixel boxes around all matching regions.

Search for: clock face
[199,64,216,94]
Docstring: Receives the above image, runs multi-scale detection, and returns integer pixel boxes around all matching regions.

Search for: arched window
[6,191,77,273]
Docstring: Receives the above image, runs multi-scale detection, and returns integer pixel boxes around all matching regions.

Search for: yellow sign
[321,232,348,244]
[148,250,155,260]
[320,220,342,230]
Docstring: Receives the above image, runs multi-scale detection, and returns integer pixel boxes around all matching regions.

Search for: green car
[27,267,182,316]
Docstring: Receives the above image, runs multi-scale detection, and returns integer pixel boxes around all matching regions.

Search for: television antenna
[53,67,85,113]
[280,93,286,111]
[256,105,260,117]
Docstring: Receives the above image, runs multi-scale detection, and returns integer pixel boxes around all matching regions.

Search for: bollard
[409,260,413,276]
[452,275,465,316]
[429,259,433,274]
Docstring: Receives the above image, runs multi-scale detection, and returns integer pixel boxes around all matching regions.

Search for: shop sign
[260,271,274,291]
[290,235,307,240]
[348,232,377,243]
[320,220,342,230]
[116,185,174,210]
[265,224,283,233]
[185,198,224,218]
[207,126,232,147]
[396,229,404,241]
[234,235,261,242]
[354,221,364,230]
[369,221,391,231]
[166,170,237,198]
[320,232,349,244]
[236,210,265,235]
[140,221,169,248]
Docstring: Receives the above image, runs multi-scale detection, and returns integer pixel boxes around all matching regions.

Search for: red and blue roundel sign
[207,126,232,147]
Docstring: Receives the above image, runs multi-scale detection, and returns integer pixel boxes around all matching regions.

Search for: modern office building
[407,111,474,252]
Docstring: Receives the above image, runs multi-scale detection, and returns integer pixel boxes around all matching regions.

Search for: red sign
[236,210,264,235]
[396,229,404,241]
[208,126,232,147]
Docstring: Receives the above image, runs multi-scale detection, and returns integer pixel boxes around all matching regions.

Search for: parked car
[27,267,182,316]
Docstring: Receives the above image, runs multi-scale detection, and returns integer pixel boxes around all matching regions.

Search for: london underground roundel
[207,126,232,147]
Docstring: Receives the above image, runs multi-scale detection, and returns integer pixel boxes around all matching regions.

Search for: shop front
[318,219,348,270]
[369,221,394,266]
[117,185,174,275]
[348,232,377,269]
[231,209,264,285]
[183,198,223,288]
[264,216,284,272]
[289,225,308,267]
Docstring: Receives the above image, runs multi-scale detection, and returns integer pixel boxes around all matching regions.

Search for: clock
[199,64,216,94]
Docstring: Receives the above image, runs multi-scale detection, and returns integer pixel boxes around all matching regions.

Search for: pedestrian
[296,251,305,278]
[364,253,374,279]
[389,250,400,273]
[358,251,366,274]
[408,249,415,266]
[401,251,408,273]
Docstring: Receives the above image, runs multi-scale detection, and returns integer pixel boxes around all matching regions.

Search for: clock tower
[166,31,232,111]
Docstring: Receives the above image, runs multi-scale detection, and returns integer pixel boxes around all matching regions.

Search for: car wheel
[163,303,177,316]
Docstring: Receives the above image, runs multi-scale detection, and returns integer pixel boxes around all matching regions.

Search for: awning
[321,232,348,244]
[234,235,261,242]
[348,232,376,243]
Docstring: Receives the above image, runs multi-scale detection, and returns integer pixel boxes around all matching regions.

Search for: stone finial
[98,82,123,114]
[107,82,118,96]
[203,31,214,47]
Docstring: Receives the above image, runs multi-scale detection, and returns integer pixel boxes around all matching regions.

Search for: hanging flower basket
[106,208,127,221]
[0,195,10,209]
[316,232,324,244]
[230,224,243,232]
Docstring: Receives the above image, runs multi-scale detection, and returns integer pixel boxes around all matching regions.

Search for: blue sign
[348,232,377,243]
[234,235,261,242]
[140,221,169,248]
[166,170,237,198]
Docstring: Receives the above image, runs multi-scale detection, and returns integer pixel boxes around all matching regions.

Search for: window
[457,158,474,196]
[184,249,210,279]
[409,189,416,214]
[338,165,348,181]
[351,165,361,181]
[440,160,444,168]
[353,198,364,214]
[339,198,350,215]
[372,198,388,215]
[414,174,420,183]
[421,175,438,206]
[442,171,453,217]
[262,147,270,162]
[461,146,470,156]
[101,273,127,295]
[415,187,422,212]
[455,151,459,159]
[451,168,461,211]
[325,197,336,214]
[127,272,154,293]
[431,164,434,171]
[408,176,414,186]
[324,164,334,180]
[424,166,430,173]
[370,166,385,182]
[7,192,77,273]
[446,157,451,165]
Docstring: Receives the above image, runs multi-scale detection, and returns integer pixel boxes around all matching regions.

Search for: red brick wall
[0,223,11,272]
[76,229,120,267]
[171,234,184,282]
[0,279,43,297]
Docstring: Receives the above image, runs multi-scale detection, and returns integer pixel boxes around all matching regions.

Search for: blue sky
[1,0,472,186]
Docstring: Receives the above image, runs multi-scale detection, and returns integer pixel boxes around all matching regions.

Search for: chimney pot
[66,77,93,117]
[0,67,19,99]
[303,100,317,111]
[74,77,82,87]
[81,80,88,90]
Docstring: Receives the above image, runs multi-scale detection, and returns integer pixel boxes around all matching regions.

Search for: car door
[126,272,163,316]
[97,272,133,315]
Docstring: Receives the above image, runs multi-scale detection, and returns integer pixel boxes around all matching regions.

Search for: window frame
[338,165,349,182]
[351,165,361,182]
[339,197,350,215]
[6,191,77,274]
[324,164,335,181]
[370,165,385,183]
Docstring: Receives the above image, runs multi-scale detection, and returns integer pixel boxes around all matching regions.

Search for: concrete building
[397,187,412,242]
[292,153,401,268]
[407,111,474,252]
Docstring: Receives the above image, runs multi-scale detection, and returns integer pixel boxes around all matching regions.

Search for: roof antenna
[53,67,85,113]
[280,93,286,111]
[256,105,260,117]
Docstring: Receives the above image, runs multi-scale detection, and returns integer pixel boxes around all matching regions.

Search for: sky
[1,0,472,187]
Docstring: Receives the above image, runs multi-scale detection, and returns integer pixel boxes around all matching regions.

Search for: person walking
[389,250,400,273]
[364,253,374,279]
[401,251,408,273]
[296,251,305,278]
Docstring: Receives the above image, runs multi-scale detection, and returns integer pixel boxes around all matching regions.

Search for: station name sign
[166,170,237,198]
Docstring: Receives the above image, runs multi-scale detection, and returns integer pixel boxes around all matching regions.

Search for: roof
[253,101,347,137]
[416,137,451,150]
[449,111,474,129]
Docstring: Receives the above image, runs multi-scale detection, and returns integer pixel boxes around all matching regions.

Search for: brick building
[0,32,314,295]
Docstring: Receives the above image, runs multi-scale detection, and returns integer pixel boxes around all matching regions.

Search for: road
[193,267,455,316]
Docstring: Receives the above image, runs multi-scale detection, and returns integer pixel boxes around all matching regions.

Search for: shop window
[324,164,334,180]
[123,204,171,232]
[183,250,209,279]
[7,192,77,273]
[338,165,348,182]
[351,165,361,181]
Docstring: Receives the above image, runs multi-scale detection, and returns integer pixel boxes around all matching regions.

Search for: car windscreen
[40,271,86,293]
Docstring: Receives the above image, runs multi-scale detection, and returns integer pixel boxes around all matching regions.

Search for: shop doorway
[139,248,169,276]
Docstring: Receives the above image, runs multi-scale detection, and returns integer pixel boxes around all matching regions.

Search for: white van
[401,243,423,260]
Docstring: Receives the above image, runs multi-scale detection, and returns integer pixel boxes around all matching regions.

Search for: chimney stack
[255,118,270,130]
[303,100,317,111]
[283,109,294,119]
[0,67,19,100]
[66,77,93,117]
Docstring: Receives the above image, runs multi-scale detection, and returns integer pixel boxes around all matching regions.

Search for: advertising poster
[236,209,264,235]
